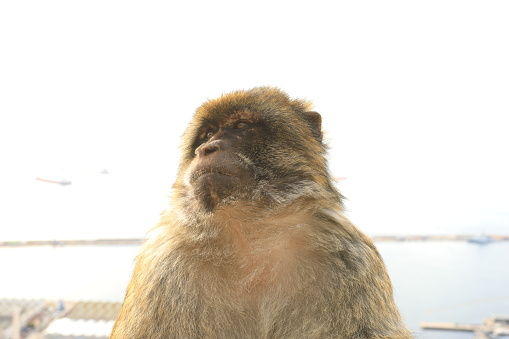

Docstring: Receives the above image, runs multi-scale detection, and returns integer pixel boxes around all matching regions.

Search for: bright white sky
[1,1,508,240]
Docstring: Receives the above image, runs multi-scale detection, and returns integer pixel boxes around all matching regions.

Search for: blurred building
[0,299,121,339]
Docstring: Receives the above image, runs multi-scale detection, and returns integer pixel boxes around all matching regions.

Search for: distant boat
[467,234,492,244]
[35,177,72,186]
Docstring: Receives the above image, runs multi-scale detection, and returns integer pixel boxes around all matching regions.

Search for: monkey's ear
[303,111,323,142]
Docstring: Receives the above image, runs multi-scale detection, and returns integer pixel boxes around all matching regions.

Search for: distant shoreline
[1,235,508,247]
[0,238,145,247]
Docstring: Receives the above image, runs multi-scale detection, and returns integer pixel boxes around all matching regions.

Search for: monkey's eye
[235,121,250,129]
[200,126,217,140]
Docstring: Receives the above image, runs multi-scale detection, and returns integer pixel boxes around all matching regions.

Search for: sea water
[1,241,508,338]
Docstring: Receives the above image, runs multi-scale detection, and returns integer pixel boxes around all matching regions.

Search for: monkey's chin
[192,174,242,212]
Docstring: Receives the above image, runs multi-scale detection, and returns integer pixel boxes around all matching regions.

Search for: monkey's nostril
[197,140,221,156]
[204,144,218,155]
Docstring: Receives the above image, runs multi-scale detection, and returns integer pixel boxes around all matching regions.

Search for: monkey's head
[173,87,340,216]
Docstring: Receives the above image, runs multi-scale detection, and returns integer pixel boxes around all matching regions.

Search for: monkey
[111,87,412,339]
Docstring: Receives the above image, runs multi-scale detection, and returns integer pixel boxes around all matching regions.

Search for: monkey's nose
[195,140,221,156]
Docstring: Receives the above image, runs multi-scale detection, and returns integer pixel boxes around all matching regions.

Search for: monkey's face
[175,87,332,214]
[183,111,261,211]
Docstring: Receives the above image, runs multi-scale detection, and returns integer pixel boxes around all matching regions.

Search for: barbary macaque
[111,87,412,339]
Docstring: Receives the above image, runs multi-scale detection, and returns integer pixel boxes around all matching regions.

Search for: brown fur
[111,87,412,339]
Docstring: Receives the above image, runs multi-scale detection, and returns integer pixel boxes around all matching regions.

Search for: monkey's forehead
[193,87,313,123]
[194,110,259,126]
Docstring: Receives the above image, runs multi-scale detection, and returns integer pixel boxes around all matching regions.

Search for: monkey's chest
[233,241,310,297]
[189,260,322,339]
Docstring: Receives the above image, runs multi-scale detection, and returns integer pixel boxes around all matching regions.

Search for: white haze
[0,1,508,240]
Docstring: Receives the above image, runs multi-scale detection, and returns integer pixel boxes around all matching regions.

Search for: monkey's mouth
[189,168,236,184]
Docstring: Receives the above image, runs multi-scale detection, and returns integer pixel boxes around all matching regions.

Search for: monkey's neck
[159,203,341,299]
[176,198,337,246]
[208,209,315,296]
